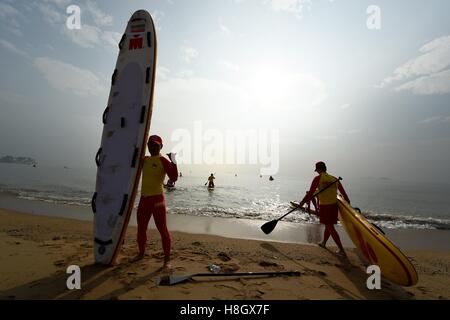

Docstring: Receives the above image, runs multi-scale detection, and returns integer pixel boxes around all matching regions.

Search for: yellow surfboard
[337,196,418,286]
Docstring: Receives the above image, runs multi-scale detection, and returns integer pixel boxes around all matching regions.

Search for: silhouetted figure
[269,176,274,181]
[205,173,215,188]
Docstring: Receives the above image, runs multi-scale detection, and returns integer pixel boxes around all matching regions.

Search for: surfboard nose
[130,9,151,21]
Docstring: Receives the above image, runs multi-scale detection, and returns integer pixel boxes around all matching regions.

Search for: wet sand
[0,208,449,300]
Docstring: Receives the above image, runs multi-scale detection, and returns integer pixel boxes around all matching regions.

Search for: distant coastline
[0,156,37,166]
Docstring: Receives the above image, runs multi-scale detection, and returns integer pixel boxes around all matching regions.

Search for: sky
[0,0,449,183]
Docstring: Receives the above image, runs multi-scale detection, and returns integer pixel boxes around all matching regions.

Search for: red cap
[148,135,163,146]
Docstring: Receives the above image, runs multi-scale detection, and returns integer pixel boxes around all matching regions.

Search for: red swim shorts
[319,203,339,225]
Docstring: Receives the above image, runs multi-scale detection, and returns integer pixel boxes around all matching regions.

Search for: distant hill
[0,155,37,165]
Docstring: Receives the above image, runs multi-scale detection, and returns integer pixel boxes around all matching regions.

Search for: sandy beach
[0,208,449,300]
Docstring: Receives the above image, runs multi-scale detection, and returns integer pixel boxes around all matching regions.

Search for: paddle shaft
[188,271,300,278]
[276,176,342,222]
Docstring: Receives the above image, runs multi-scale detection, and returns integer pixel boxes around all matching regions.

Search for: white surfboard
[92,10,157,264]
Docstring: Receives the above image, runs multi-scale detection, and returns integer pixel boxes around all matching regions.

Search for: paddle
[155,271,300,286]
[261,177,342,235]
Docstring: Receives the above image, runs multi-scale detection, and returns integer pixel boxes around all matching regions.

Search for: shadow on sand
[260,242,414,300]
[0,260,162,300]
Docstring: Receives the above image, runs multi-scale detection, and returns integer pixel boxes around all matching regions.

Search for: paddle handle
[191,271,301,277]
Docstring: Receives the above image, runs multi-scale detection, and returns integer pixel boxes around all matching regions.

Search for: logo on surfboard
[129,23,146,50]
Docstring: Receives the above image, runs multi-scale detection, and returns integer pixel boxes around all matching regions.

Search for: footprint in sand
[258,260,285,271]
[218,263,240,273]
[214,284,240,292]
[217,252,232,262]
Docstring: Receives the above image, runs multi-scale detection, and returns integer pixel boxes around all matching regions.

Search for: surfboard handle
[102,107,110,124]
[118,194,129,216]
[145,67,150,83]
[147,32,152,47]
[112,69,118,86]
[354,207,385,235]
[140,105,146,123]
[118,34,126,50]
[91,192,97,213]
[94,238,113,246]
[131,147,139,167]
[95,148,102,167]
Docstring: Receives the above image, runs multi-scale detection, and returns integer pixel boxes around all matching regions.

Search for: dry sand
[0,208,449,300]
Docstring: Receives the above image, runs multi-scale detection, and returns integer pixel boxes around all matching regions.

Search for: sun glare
[247,65,290,109]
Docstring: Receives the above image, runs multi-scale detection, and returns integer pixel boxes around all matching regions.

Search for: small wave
[0,186,92,207]
[364,211,450,230]
[2,184,449,231]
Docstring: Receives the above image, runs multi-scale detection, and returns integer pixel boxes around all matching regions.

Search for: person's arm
[338,182,350,203]
[299,176,320,207]
[160,157,178,183]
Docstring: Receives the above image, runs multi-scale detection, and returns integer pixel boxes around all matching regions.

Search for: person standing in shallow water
[135,135,178,270]
[298,161,350,256]
[207,173,215,188]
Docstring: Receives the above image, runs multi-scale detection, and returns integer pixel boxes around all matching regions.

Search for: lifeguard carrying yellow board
[337,195,418,286]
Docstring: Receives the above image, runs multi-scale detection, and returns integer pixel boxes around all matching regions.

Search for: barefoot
[130,253,145,262]
[161,262,173,273]
[162,257,173,272]
[337,250,347,257]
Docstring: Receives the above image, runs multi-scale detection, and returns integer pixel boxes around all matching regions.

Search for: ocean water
[1,163,450,230]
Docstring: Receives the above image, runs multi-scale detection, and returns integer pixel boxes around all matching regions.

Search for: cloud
[101,31,122,48]
[33,57,106,96]
[85,0,113,26]
[181,46,199,62]
[379,35,450,95]
[266,0,312,18]
[42,0,71,7]
[340,103,351,109]
[0,39,30,59]
[0,2,25,36]
[35,0,120,50]
[38,2,65,25]
[62,24,101,48]
[395,69,450,95]
[220,24,232,36]
[150,10,165,31]
[157,66,171,80]
[0,2,21,20]
[62,24,121,49]
[218,60,240,72]
[418,115,450,124]
[177,70,195,78]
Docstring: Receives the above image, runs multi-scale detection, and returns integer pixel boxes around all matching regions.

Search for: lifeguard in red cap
[298,161,350,256]
[135,134,178,269]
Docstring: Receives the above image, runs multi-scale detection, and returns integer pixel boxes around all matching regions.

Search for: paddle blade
[261,219,278,234]
[155,274,191,286]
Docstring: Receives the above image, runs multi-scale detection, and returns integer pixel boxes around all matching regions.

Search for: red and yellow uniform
[137,155,178,257]
[306,172,349,225]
